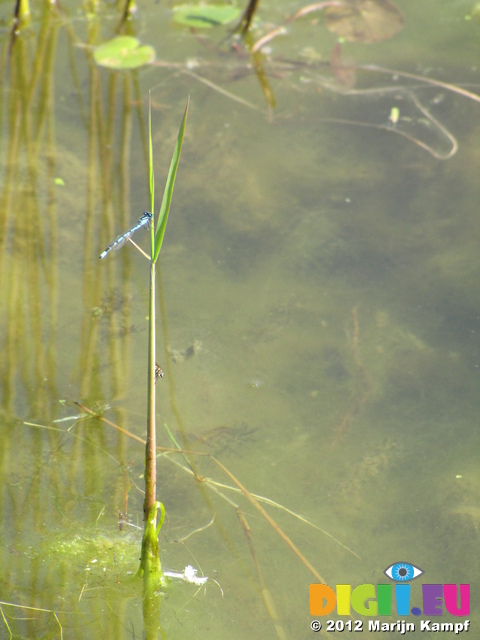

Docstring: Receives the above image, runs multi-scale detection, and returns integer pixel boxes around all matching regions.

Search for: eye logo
[384,562,424,582]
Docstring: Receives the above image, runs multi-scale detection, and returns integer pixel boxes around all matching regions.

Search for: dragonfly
[99,212,153,259]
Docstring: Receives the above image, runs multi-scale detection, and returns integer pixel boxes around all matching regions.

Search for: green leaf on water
[93,36,155,69]
[172,4,241,28]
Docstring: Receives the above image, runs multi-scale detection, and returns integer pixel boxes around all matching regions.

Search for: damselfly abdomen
[99,212,153,259]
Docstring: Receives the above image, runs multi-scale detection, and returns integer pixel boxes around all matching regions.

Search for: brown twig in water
[237,0,261,35]
[237,509,287,640]
[358,63,480,104]
[321,86,459,160]
[251,1,344,52]
[331,307,372,444]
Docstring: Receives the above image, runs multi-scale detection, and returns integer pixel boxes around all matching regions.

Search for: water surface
[0,0,479,637]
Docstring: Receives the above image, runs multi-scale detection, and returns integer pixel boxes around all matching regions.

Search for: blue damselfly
[99,212,153,259]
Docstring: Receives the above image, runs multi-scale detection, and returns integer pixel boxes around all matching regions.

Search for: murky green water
[1,0,479,638]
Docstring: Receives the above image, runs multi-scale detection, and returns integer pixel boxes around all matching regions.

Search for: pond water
[0,0,479,638]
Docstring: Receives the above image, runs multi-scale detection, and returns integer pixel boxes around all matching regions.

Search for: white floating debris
[164,565,208,586]
[184,565,208,586]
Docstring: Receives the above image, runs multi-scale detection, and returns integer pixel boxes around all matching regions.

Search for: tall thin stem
[144,259,156,520]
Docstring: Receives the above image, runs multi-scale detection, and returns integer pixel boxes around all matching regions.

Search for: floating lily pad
[172,4,241,28]
[324,0,403,43]
[93,36,155,69]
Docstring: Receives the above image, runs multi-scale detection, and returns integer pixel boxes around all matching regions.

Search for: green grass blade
[153,97,189,264]
[148,91,155,215]
[148,92,155,257]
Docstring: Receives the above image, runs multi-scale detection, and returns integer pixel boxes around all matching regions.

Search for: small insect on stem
[155,363,164,382]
